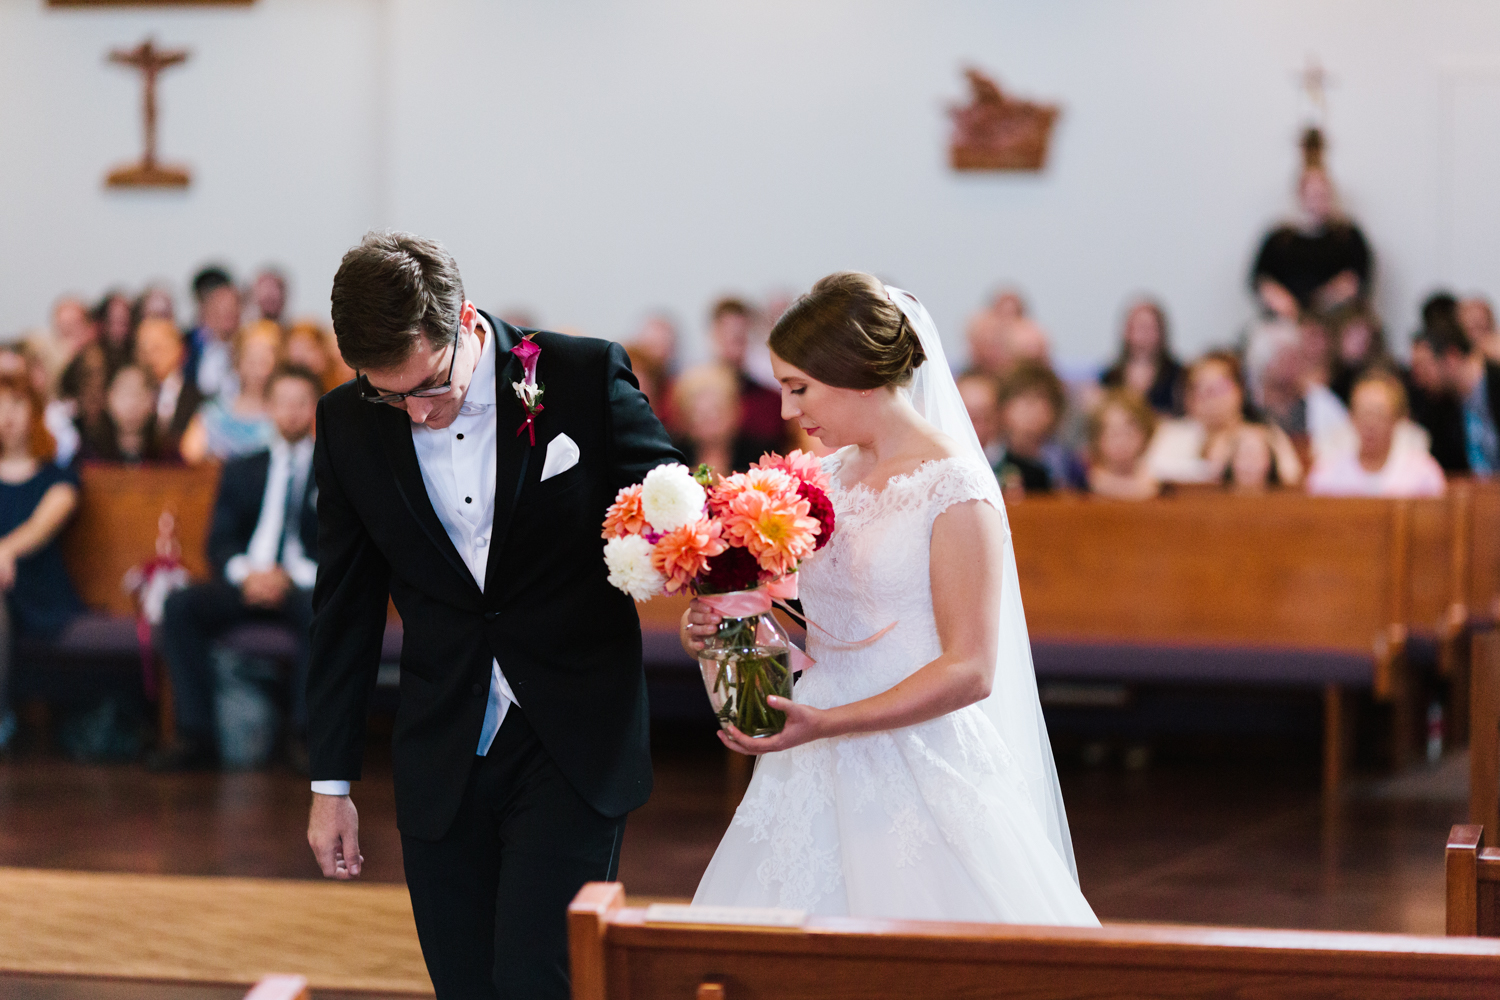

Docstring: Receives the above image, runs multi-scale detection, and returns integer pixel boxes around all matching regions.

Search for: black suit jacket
[1414,360,1500,474]
[207,447,319,583]
[306,314,682,840]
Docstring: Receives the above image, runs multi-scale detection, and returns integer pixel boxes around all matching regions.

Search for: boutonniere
[510,335,545,445]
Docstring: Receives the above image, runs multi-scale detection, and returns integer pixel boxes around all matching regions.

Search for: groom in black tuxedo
[306,231,681,999]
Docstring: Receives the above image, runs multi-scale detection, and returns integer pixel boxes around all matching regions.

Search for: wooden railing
[571,882,1500,999]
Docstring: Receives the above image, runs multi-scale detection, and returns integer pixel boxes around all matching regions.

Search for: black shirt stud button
[457,433,464,440]
[465,497,472,503]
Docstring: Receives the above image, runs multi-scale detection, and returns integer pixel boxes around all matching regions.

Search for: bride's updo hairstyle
[768,271,927,390]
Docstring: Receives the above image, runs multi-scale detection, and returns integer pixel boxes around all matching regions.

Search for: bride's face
[770,352,874,450]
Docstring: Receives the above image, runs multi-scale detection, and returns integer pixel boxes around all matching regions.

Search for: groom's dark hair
[330,231,465,371]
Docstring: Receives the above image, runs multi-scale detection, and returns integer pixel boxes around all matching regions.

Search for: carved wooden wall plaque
[949,68,1060,172]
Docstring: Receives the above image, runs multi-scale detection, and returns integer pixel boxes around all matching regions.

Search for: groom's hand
[308,793,363,879]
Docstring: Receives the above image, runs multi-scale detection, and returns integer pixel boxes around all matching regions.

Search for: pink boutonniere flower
[510,335,545,445]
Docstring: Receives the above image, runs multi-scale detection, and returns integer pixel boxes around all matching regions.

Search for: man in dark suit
[1414,318,1500,475]
[147,366,324,771]
[305,232,680,1000]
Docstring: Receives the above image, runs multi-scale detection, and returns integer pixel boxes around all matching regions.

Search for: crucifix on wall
[106,37,191,189]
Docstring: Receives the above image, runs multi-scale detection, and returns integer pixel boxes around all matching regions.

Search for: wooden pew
[1009,491,1419,790]
[570,882,1500,999]
[1448,824,1500,936]
[1473,626,1500,846]
[61,462,221,615]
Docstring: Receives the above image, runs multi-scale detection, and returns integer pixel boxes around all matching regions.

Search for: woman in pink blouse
[1307,369,1445,498]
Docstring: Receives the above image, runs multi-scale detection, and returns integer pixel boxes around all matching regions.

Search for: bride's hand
[718,696,829,755]
[680,598,721,654]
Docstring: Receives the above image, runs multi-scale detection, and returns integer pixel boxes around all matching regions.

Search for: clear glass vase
[697,595,795,737]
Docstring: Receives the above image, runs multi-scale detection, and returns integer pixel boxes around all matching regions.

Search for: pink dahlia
[752,450,830,495]
[720,487,820,578]
[651,517,727,594]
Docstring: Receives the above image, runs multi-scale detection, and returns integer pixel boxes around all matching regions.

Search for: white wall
[2,0,1498,367]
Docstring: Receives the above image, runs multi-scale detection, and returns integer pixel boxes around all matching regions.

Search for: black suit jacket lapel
[483,313,530,601]
[374,401,477,593]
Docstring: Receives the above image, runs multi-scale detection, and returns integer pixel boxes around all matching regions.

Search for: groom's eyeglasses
[357,315,463,405]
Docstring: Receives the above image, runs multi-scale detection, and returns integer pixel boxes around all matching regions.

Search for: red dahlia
[798,482,836,551]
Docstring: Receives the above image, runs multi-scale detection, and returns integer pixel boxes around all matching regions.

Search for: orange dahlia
[720,487,820,578]
[752,450,830,494]
[602,484,648,539]
[711,466,800,511]
[651,517,728,593]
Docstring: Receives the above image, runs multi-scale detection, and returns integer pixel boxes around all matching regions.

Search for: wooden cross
[106,37,191,188]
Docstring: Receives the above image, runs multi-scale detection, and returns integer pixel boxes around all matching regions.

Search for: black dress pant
[159,580,314,741]
[402,707,626,1000]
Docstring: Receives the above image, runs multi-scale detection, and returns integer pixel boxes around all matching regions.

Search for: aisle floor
[0,727,1467,936]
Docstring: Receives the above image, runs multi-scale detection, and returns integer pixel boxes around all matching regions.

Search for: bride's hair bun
[768,272,927,390]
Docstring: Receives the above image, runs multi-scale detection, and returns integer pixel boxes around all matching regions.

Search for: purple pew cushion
[1029,640,1373,688]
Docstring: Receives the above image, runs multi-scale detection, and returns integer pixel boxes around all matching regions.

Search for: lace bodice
[795,448,1005,711]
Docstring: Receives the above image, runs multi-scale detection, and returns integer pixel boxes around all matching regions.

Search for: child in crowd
[1307,369,1446,498]
[1086,390,1159,500]
[1223,424,1283,492]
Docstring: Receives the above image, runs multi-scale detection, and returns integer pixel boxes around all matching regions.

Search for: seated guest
[1146,351,1303,486]
[671,364,761,476]
[249,267,288,326]
[29,297,96,387]
[994,361,1069,495]
[285,321,351,395]
[137,285,177,322]
[0,373,85,752]
[0,345,80,467]
[957,369,1006,466]
[1086,390,1159,500]
[965,290,1050,378]
[709,297,784,450]
[148,366,322,772]
[1256,314,1352,455]
[1099,299,1184,415]
[1413,316,1500,475]
[180,320,282,463]
[627,313,681,431]
[185,266,242,399]
[134,317,203,459]
[79,365,167,464]
[1308,370,1445,497]
[57,342,111,458]
[93,290,138,373]
[1461,296,1500,364]
[1328,304,1394,404]
[1224,424,1284,492]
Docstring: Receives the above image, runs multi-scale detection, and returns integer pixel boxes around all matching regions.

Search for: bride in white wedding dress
[683,272,1097,925]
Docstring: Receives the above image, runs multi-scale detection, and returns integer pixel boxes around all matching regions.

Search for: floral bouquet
[601,451,835,736]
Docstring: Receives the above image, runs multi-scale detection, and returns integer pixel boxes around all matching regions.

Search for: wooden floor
[0,722,1469,996]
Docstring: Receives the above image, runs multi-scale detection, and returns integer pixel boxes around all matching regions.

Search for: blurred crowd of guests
[0,264,348,760]
[5,123,1499,759]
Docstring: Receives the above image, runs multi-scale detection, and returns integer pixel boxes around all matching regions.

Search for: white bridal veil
[884,285,1080,881]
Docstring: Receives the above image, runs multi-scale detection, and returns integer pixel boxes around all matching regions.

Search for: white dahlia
[639,463,706,534]
[603,534,665,601]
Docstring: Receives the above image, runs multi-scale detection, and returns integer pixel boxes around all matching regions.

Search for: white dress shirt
[225,435,318,589]
[312,317,518,798]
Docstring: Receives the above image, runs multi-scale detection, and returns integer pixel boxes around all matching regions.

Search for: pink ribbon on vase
[699,574,898,673]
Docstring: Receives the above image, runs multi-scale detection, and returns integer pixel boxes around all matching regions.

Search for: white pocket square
[540,432,581,482]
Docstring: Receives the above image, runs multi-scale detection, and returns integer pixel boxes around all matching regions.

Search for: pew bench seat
[14,612,405,705]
